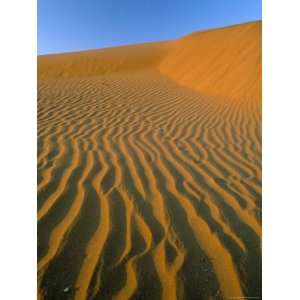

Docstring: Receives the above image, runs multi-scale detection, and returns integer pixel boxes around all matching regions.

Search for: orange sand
[38,21,261,300]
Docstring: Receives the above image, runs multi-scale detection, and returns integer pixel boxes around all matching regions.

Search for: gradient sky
[38,0,261,55]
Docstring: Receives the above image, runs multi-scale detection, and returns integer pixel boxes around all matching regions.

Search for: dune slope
[38,21,261,300]
[160,22,261,100]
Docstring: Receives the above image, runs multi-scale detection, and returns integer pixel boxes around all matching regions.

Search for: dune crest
[160,21,261,100]
[38,42,168,80]
[38,21,261,300]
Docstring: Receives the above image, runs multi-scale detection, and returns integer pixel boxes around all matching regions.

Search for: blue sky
[38,0,261,54]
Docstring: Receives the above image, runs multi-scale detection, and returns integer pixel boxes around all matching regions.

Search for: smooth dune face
[38,21,261,300]
[160,22,261,100]
[38,42,168,80]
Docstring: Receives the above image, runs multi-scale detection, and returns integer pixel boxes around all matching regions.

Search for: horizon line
[38,19,261,57]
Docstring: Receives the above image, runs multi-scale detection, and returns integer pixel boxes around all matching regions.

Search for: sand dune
[38,21,261,300]
[160,22,261,100]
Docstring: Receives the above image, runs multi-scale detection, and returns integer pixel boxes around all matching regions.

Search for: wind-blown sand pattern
[38,21,261,300]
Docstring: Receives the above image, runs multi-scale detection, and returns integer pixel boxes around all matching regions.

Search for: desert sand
[38,21,261,300]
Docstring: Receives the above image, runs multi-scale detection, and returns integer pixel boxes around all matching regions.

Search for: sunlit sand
[38,21,261,300]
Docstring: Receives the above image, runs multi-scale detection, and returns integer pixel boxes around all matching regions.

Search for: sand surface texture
[38,21,261,300]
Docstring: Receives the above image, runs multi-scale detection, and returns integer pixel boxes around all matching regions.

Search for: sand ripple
[38,21,261,300]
